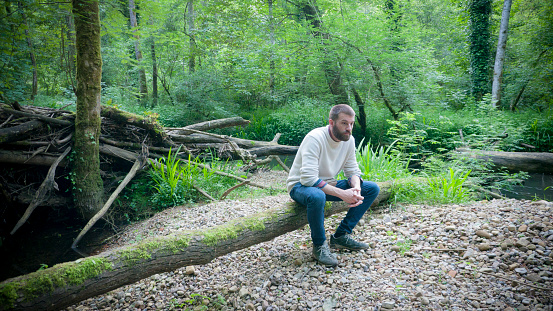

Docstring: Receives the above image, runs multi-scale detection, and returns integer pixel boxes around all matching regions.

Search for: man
[286,104,380,267]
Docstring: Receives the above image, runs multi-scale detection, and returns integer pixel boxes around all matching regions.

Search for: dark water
[0,207,112,282]
[499,173,553,201]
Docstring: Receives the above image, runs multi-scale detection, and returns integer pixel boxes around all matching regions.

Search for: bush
[237,98,330,145]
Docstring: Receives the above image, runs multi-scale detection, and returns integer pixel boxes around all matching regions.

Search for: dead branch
[72,154,148,248]
[220,180,250,200]
[10,147,72,235]
[165,116,250,134]
[192,184,216,201]
[0,106,72,127]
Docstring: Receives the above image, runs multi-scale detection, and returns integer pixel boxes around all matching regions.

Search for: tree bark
[0,182,391,311]
[351,86,367,138]
[456,148,553,174]
[149,20,158,107]
[491,0,512,108]
[72,0,104,220]
[129,0,148,102]
[469,0,492,102]
[18,2,37,99]
[0,120,45,144]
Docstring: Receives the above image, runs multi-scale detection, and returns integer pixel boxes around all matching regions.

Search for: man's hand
[341,188,364,208]
[321,183,364,208]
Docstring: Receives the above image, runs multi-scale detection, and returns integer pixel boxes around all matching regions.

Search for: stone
[420,297,430,305]
[526,273,542,282]
[239,287,249,297]
[518,225,528,232]
[508,225,516,232]
[478,243,491,251]
[381,301,395,309]
[463,248,475,259]
[448,270,457,278]
[185,266,195,275]
[515,238,530,248]
[245,303,255,310]
[391,245,401,252]
[229,285,239,293]
[515,268,528,274]
[476,230,492,239]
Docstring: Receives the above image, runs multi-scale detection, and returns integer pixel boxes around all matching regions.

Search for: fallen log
[169,132,283,149]
[0,107,72,127]
[0,120,45,144]
[0,150,67,167]
[166,116,250,134]
[0,181,391,311]
[456,148,553,174]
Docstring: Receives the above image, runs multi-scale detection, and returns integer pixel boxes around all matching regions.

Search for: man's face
[330,113,355,142]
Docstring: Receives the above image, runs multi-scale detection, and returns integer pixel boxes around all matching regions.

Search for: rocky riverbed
[67,170,553,311]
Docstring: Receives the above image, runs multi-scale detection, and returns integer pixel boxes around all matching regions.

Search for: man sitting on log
[286,104,380,267]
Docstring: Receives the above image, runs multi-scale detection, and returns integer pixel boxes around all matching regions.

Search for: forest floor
[65,170,553,311]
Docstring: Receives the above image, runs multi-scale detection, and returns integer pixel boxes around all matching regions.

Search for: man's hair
[329,104,355,121]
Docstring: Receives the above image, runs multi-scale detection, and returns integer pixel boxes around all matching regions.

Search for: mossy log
[0,182,391,311]
[100,106,169,146]
[456,148,553,174]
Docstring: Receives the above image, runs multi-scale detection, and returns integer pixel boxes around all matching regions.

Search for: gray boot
[312,242,338,267]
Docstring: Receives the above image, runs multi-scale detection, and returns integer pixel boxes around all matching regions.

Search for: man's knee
[306,188,326,207]
[361,181,380,196]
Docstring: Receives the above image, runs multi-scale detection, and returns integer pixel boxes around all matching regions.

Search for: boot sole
[312,255,338,267]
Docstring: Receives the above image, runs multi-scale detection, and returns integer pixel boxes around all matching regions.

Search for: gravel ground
[67,170,553,311]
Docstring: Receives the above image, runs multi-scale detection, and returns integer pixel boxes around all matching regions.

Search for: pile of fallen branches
[0,103,298,237]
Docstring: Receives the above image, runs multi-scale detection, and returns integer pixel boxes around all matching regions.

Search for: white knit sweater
[286,126,362,193]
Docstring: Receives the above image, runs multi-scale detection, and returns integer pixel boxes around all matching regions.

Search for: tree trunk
[18,3,37,99]
[72,0,104,220]
[268,0,275,93]
[129,0,148,102]
[301,1,349,106]
[351,86,367,138]
[186,1,196,73]
[491,0,512,108]
[150,32,158,107]
[456,148,553,174]
[469,0,492,102]
[0,183,391,311]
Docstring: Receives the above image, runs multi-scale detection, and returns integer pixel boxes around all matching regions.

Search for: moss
[0,257,112,308]
[166,235,191,253]
[117,234,193,264]
[202,215,267,246]
[119,241,161,264]
[0,282,19,309]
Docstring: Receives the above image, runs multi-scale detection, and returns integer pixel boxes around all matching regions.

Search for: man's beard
[332,124,351,141]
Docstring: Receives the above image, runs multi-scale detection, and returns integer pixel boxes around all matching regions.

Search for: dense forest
[1,0,552,127]
[1,0,552,212]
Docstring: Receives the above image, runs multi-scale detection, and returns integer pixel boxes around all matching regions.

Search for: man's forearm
[349,175,361,189]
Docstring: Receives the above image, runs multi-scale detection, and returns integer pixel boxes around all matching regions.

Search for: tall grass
[355,139,411,182]
[426,168,472,204]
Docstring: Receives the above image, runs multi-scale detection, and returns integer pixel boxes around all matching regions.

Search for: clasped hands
[342,187,364,208]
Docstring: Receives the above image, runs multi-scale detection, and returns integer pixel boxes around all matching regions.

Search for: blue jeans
[290,180,380,246]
